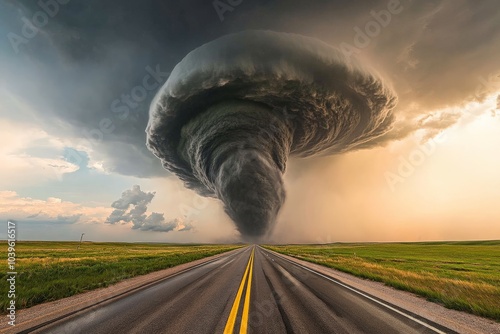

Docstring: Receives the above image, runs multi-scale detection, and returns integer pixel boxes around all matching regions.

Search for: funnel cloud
[146,30,397,240]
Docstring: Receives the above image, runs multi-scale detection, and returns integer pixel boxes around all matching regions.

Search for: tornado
[146,30,397,240]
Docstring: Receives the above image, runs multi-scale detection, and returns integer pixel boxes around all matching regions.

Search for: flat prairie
[1,241,241,312]
[265,241,500,321]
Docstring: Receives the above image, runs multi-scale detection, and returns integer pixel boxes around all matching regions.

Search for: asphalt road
[26,246,455,334]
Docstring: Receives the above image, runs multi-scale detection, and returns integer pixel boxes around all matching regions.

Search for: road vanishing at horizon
[24,246,456,334]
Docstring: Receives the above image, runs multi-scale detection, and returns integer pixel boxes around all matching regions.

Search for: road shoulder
[263,247,500,334]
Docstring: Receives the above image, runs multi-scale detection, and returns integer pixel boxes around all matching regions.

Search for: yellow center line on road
[239,247,254,334]
[223,247,255,334]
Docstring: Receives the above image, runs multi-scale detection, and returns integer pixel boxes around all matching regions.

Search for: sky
[0,0,499,243]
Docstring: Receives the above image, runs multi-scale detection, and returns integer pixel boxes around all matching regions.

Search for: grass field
[1,241,241,313]
[265,241,500,321]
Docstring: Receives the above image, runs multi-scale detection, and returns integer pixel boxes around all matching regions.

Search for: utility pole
[77,233,85,250]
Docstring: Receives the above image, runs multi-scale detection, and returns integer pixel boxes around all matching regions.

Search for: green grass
[264,241,500,321]
[1,241,241,312]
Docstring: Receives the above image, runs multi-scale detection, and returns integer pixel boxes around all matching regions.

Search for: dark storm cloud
[1,0,499,180]
[147,30,397,239]
[105,185,185,232]
[225,0,500,140]
[0,0,228,177]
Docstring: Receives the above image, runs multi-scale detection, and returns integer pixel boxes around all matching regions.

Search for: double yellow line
[224,247,255,334]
